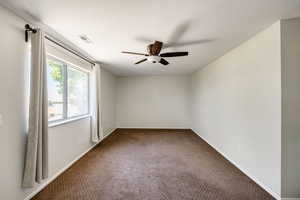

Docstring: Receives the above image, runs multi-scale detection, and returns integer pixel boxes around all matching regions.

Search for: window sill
[48,115,91,128]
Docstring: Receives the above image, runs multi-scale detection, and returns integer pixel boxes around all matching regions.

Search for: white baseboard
[282,198,300,200]
[191,128,281,200]
[24,127,117,200]
[103,128,117,137]
[117,127,190,129]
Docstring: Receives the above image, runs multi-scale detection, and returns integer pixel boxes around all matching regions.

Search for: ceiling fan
[122,41,188,65]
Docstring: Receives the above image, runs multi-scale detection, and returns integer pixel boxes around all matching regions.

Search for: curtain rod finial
[25,24,37,42]
[25,24,37,33]
[25,24,30,29]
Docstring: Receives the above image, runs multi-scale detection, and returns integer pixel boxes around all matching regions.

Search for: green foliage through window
[48,60,64,94]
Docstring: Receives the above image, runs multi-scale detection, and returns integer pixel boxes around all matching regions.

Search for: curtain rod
[25,24,96,66]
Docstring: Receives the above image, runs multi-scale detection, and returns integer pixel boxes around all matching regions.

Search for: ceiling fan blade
[136,36,156,43]
[160,52,188,57]
[164,39,215,48]
[168,21,191,46]
[122,51,149,56]
[135,58,148,64]
[159,58,169,65]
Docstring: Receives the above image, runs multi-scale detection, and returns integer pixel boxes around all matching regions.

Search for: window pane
[67,67,89,117]
[47,59,65,121]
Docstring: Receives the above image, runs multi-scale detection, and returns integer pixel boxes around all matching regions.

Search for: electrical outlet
[0,114,3,127]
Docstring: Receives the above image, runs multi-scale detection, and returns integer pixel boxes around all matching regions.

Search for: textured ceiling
[2,0,300,75]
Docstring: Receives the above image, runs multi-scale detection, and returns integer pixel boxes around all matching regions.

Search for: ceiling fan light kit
[147,56,161,64]
[122,40,189,66]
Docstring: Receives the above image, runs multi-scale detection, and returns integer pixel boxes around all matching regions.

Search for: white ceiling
[2,0,300,75]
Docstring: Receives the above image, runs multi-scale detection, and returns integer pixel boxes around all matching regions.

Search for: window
[47,56,89,123]
[47,59,65,121]
[67,67,89,117]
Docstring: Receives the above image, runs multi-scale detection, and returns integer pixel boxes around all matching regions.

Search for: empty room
[1,0,300,199]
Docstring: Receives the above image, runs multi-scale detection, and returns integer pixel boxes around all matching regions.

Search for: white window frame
[47,54,91,127]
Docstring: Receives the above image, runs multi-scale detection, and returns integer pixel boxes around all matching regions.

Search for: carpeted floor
[32,129,274,200]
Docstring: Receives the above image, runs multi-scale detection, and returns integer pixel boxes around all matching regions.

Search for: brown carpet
[32,129,274,200]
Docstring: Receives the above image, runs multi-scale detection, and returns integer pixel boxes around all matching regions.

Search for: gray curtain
[22,30,49,188]
[91,63,102,143]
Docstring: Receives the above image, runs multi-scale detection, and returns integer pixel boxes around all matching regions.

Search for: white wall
[0,6,33,200]
[101,67,117,136]
[116,75,191,129]
[0,6,117,200]
[48,119,92,177]
[191,22,282,198]
[281,17,300,198]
